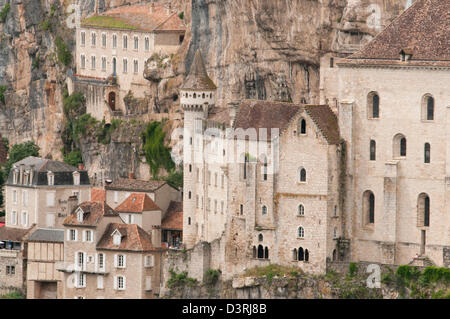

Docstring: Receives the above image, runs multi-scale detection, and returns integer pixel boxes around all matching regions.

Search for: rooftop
[63,201,119,227]
[347,0,450,64]
[0,226,33,242]
[81,3,185,32]
[27,228,64,243]
[105,178,168,192]
[115,193,161,214]
[161,201,183,231]
[180,50,217,91]
[97,223,156,252]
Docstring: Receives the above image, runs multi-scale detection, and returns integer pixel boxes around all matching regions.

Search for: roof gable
[63,201,119,227]
[97,223,156,252]
[115,193,161,213]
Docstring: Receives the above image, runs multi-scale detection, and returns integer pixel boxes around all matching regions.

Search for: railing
[55,261,109,274]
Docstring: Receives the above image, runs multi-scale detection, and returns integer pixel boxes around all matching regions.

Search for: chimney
[29,165,35,185]
[68,196,78,215]
[151,226,161,248]
[19,164,25,184]
[128,172,135,180]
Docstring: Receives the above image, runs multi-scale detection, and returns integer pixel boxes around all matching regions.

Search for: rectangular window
[22,191,28,206]
[91,55,96,70]
[145,255,154,267]
[85,230,92,242]
[214,173,218,187]
[6,265,15,275]
[12,190,17,204]
[145,276,152,291]
[134,36,138,50]
[123,35,128,49]
[91,32,96,46]
[112,34,117,48]
[145,37,149,51]
[221,201,224,214]
[70,229,77,241]
[221,175,224,188]
[123,58,128,73]
[21,212,28,227]
[117,254,125,268]
[81,31,85,46]
[11,211,17,225]
[81,55,86,69]
[46,192,55,207]
[102,57,106,71]
[98,253,105,271]
[196,195,199,208]
[102,33,107,47]
[78,252,84,269]
[97,276,104,289]
[77,273,86,288]
[214,200,217,213]
[117,276,125,290]
[133,60,138,74]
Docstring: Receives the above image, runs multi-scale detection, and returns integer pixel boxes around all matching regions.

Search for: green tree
[141,122,175,178]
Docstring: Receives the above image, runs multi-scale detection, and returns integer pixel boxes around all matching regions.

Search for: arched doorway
[108,92,116,111]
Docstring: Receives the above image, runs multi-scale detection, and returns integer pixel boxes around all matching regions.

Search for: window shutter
[67,230,70,241]
[82,230,86,242]
[114,254,118,268]
[113,276,117,290]
[150,255,155,267]
[97,276,103,289]
[123,255,127,268]
[146,276,152,291]
[123,276,126,290]
[95,254,98,271]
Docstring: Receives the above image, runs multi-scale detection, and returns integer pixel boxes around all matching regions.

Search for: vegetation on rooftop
[82,16,137,30]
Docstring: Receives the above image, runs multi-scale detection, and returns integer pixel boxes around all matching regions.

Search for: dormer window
[13,168,18,184]
[77,208,84,222]
[400,49,413,61]
[112,229,122,246]
[73,172,80,185]
[47,172,54,186]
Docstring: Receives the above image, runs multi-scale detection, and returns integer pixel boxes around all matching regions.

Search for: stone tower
[180,50,217,249]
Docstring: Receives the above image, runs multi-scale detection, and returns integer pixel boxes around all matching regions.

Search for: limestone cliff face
[0,0,409,175]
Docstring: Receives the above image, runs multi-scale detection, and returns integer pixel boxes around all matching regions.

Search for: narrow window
[263,158,268,181]
[293,248,298,261]
[91,32,96,46]
[330,57,334,68]
[188,217,191,225]
[427,96,434,120]
[81,31,85,46]
[298,247,304,261]
[369,193,375,223]
[424,196,430,227]
[400,138,407,156]
[188,191,191,199]
[301,119,306,134]
[424,143,430,163]
[370,140,376,161]
[252,246,256,258]
[102,33,107,47]
[258,234,263,242]
[305,249,309,262]
[145,37,150,51]
[123,58,128,73]
[257,245,264,259]
[372,94,379,118]
[81,55,86,69]
[112,34,117,48]
[298,226,304,238]
[91,55,96,69]
[262,205,267,215]
[264,247,269,259]
[134,36,139,50]
[101,57,106,71]
[123,35,128,49]
[243,155,248,179]
[133,59,138,74]
[240,204,243,215]
[298,204,304,216]
[299,168,306,182]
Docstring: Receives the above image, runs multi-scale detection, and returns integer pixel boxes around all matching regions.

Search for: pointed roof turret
[181,50,217,91]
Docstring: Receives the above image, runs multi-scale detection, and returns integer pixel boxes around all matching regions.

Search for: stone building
[333,0,450,267]
[161,201,183,249]
[181,50,342,277]
[58,201,163,299]
[69,3,185,121]
[4,156,91,230]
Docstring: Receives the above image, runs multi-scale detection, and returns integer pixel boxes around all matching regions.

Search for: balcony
[55,261,109,275]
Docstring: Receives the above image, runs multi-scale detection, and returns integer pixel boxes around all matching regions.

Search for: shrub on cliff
[0,3,10,23]
[55,36,72,67]
[0,85,7,104]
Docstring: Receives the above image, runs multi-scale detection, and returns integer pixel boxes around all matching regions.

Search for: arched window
[298,204,305,216]
[264,247,269,259]
[367,92,380,119]
[332,249,337,261]
[257,245,264,259]
[293,248,298,261]
[370,140,376,161]
[333,227,338,239]
[252,246,256,258]
[299,168,306,182]
[243,154,248,180]
[417,193,430,227]
[258,234,263,242]
[422,94,435,121]
[301,119,306,134]
[363,190,375,225]
[193,93,196,98]
[202,93,205,98]
[188,217,191,225]
[298,226,304,238]
[305,249,309,262]
[393,134,407,158]
[188,191,191,199]
[298,247,304,261]
[262,205,267,215]
[424,143,430,163]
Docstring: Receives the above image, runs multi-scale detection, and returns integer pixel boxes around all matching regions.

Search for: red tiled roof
[91,188,106,202]
[82,3,185,32]
[161,201,183,231]
[105,178,167,192]
[115,193,161,213]
[96,223,157,252]
[63,201,119,227]
[349,0,450,62]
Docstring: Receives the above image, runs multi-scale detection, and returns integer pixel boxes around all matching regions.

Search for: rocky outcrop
[0,0,409,173]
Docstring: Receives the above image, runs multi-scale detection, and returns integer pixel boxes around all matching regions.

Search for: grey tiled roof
[27,228,64,243]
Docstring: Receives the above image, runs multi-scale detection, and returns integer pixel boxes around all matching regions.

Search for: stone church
[180,0,449,279]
